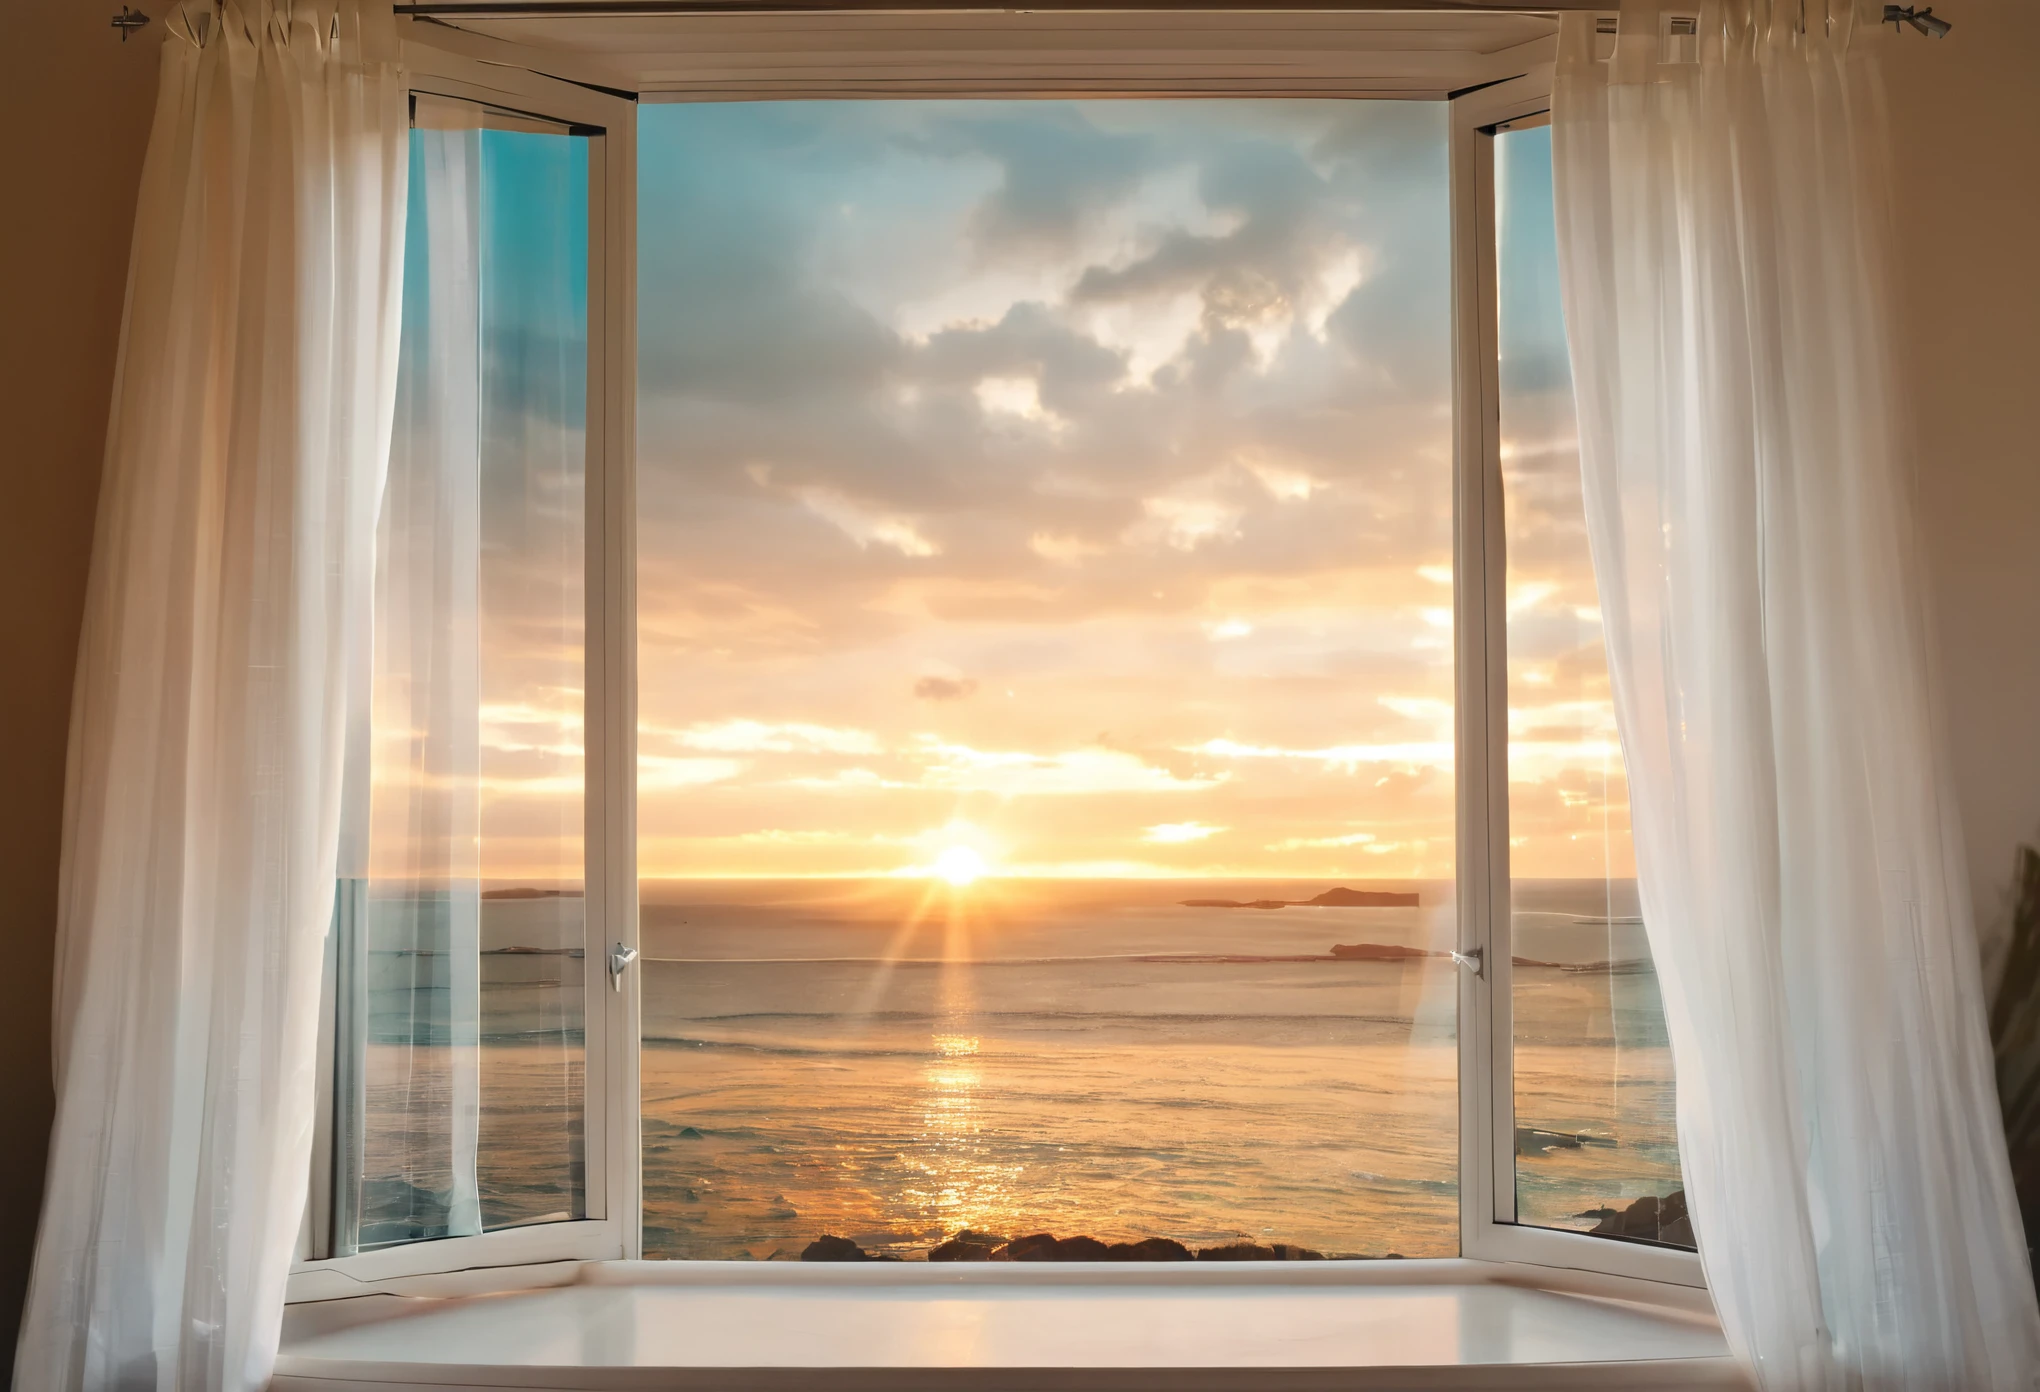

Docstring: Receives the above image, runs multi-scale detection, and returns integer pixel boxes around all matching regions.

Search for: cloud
[1187,737,1453,772]
[913,675,979,702]
[913,107,1155,256]
[769,473,941,558]
[670,720,882,755]
[915,739,1224,796]
[638,755,745,789]
[1145,822,1225,844]
[1134,481,1245,551]
[1268,831,1376,851]
[622,100,1489,880]
[783,768,919,791]
[728,828,910,846]
[1029,532,1108,566]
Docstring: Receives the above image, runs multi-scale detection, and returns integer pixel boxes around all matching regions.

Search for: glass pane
[332,113,590,1252]
[637,100,1458,1262]
[1497,124,1689,1247]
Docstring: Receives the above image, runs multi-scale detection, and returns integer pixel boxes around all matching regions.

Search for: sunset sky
[450,102,1630,885]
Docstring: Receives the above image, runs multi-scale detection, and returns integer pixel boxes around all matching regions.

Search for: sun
[932,845,988,887]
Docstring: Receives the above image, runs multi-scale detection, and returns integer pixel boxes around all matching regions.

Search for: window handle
[1451,946,1485,979]
[609,942,639,991]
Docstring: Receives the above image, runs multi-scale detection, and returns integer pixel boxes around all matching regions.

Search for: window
[1495,121,1690,1251]
[295,28,1700,1296]
[328,96,592,1253]
[299,59,638,1283]
[634,99,1459,1262]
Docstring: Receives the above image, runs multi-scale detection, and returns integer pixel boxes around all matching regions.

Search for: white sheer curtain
[1553,1,2040,1387]
[357,102,486,1243]
[15,2,406,1388]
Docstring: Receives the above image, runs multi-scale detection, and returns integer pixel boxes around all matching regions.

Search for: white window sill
[274,1257,1744,1390]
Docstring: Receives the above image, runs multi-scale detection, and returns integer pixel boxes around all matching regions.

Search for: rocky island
[1182,886,1420,910]
[1328,942,1443,962]
[1580,1189,1693,1247]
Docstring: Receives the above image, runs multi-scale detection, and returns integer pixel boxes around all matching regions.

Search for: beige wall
[0,0,157,1356]
[0,0,2036,1351]
[1884,0,2040,974]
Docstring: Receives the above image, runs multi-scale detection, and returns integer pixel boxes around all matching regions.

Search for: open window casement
[1448,72,1702,1290]
[293,32,639,1300]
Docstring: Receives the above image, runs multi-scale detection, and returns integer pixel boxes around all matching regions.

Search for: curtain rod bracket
[112,6,151,40]
[1884,4,1951,37]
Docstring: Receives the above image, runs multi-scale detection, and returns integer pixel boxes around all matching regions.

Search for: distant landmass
[480,887,584,901]
[1329,942,1440,962]
[1181,887,1420,910]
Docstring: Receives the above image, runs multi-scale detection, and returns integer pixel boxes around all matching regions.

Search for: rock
[995,1232,1062,1261]
[1304,888,1420,908]
[1330,942,1440,961]
[995,1232,1112,1261]
[1515,1127,1587,1156]
[801,1235,871,1261]
[1107,1237,1193,1261]
[1181,888,1419,911]
[1587,1189,1692,1246]
[956,1229,1321,1263]
[929,1229,1009,1261]
[1194,1241,1325,1260]
[929,1239,996,1262]
[677,1126,705,1140]
[1198,1242,1276,1260]
[1594,1194,1658,1238]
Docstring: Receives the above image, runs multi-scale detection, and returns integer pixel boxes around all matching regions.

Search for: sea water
[632,877,1680,1259]
[352,877,1681,1256]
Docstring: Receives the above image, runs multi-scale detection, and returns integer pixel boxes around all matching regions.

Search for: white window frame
[289,14,1704,1303]
[289,39,641,1302]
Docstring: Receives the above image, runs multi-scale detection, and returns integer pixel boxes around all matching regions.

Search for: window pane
[637,101,1457,1262]
[1497,124,1689,1247]
[331,115,590,1252]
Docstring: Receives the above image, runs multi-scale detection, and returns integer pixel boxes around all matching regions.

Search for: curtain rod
[384,1,1949,26]
[107,2,1954,38]
[389,2,1595,16]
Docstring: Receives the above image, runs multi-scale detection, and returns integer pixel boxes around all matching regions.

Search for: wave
[1346,1171,1459,1196]
[653,1008,1446,1027]
[642,952,1442,967]
[643,1035,938,1059]
[1511,910,1644,924]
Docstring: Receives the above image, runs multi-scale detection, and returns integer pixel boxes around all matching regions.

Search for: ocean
[634,877,1682,1261]
[349,876,1681,1256]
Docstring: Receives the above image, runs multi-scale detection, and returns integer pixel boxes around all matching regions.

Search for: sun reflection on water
[897,892,1032,1235]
